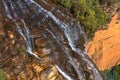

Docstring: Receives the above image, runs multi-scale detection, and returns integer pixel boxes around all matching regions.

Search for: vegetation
[18,45,26,54]
[102,65,120,80]
[0,69,6,80]
[99,0,120,5]
[53,0,109,38]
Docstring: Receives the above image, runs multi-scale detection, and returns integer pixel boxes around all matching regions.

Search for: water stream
[1,0,103,80]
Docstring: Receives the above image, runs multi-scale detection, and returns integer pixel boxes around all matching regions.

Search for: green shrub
[52,0,74,10]
[114,65,120,80]
[53,0,109,38]
[102,65,120,80]
[0,69,6,80]
[18,45,25,54]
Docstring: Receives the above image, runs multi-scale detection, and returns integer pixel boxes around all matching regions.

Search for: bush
[0,69,6,80]
[102,65,120,80]
[53,0,109,38]
[52,0,74,10]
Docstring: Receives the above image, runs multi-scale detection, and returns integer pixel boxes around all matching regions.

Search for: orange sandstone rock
[86,13,120,70]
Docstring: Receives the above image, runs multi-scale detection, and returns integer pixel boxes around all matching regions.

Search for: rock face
[0,0,103,80]
[0,13,64,80]
[87,13,120,70]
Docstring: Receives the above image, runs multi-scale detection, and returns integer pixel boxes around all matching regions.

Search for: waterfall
[15,20,43,61]
[1,0,103,80]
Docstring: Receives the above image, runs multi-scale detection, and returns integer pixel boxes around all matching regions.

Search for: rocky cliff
[87,13,120,71]
[0,0,103,80]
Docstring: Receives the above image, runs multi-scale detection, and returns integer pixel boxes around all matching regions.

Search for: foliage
[114,65,120,80]
[53,0,109,38]
[18,45,25,54]
[0,69,6,80]
[102,65,120,80]
[52,0,74,10]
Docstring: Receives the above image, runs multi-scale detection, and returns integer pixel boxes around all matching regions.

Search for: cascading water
[0,0,103,80]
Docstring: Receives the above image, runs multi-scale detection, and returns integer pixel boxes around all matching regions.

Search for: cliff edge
[87,13,120,70]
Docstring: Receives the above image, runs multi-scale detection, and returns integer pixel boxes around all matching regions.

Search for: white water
[56,65,73,80]
[1,0,103,80]
[15,20,43,61]
[2,0,12,19]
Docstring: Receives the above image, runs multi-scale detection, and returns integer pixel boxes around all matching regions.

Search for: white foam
[55,65,73,80]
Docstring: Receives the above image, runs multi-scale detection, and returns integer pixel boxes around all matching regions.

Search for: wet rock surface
[87,13,120,70]
[0,15,63,80]
[0,0,103,80]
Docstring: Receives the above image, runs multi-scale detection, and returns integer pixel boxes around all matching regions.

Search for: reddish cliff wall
[87,13,120,70]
